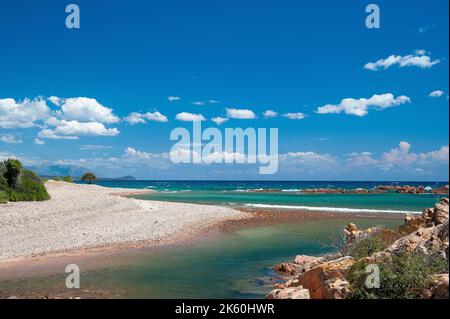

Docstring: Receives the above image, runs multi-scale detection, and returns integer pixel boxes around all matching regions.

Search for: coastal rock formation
[267,197,449,299]
[421,274,449,299]
[296,256,354,299]
[266,286,310,299]
[376,184,449,194]
[343,223,381,245]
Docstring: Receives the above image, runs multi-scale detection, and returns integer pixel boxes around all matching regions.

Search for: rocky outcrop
[267,197,449,299]
[268,256,354,299]
[343,223,381,245]
[296,256,354,299]
[376,185,449,194]
[421,274,449,299]
[266,286,310,299]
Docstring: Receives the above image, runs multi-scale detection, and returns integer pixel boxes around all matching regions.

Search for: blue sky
[0,0,448,180]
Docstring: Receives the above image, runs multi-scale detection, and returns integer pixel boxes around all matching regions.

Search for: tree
[4,159,22,188]
[81,172,96,184]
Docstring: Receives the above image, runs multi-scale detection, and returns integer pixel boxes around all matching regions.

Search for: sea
[79,180,448,214]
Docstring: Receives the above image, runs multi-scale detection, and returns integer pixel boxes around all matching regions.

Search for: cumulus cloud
[0,134,22,144]
[124,147,151,160]
[283,112,307,120]
[316,93,410,116]
[192,101,205,106]
[34,138,45,145]
[124,111,168,125]
[419,146,449,163]
[263,110,278,118]
[168,96,180,102]
[381,141,418,167]
[226,108,256,119]
[364,51,440,71]
[429,90,445,98]
[175,112,206,122]
[38,120,119,140]
[55,97,119,124]
[211,117,229,125]
[0,97,50,128]
[1,96,122,141]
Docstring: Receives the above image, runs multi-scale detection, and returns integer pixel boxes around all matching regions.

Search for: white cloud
[419,146,449,163]
[175,112,206,122]
[364,51,440,71]
[168,96,180,102]
[316,93,410,116]
[37,129,79,140]
[38,120,119,140]
[124,112,146,125]
[226,108,256,119]
[211,117,229,125]
[80,145,113,150]
[0,134,22,144]
[381,141,418,167]
[124,147,151,160]
[0,97,50,128]
[57,97,119,124]
[209,100,220,104]
[415,49,427,55]
[429,90,445,98]
[192,101,205,106]
[34,138,45,145]
[124,111,168,124]
[263,110,278,118]
[283,112,306,120]
[48,96,61,106]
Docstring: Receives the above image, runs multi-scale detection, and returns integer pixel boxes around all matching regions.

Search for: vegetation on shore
[81,172,96,184]
[0,159,50,203]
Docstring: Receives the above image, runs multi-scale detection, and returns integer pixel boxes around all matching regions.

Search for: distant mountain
[28,164,92,178]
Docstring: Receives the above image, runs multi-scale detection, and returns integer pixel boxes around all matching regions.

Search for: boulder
[434,199,449,225]
[323,278,351,299]
[385,222,448,257]
[266,286,310,299]
[273,262,299,275]
[421,274,449,299]
[297,256,354,299]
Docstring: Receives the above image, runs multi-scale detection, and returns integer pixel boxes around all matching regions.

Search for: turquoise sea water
[80,180,447,213]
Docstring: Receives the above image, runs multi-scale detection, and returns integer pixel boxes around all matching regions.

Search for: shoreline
[0,181,249,265]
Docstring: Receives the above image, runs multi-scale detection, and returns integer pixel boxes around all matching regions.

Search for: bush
[347,251,449,299]
[348,229,403,260]
[4,159,22,188]
[0,190,8,204]
[81,172,96,184]
[0,160,50,202]
[8,170,50,202]
[62,176,73,183]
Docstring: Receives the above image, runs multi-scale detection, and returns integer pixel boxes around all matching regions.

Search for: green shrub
[347,252,449,299]
[348,229,403,260]
[8,170,50,201]
[81,172,96,184]
[0,175,8,192]
[4,159,22,188]
[62,176,73,183]
[0,190,8,204]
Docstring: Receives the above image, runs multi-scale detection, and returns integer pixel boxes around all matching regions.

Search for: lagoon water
[2,218,401,298]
